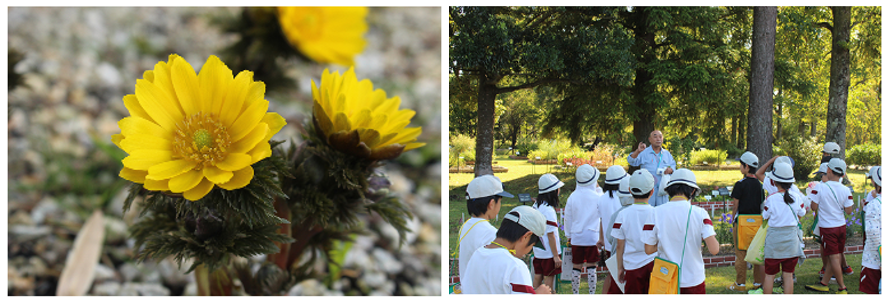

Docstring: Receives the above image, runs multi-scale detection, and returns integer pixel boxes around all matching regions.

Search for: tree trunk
[811,119,817,136]
[630,7,657,155]
[731,115,738,147]
[776,101,783,140]
[825,6,851,159]
[475,74,498,176]
[737,114,745,150]
[747,7,777,164]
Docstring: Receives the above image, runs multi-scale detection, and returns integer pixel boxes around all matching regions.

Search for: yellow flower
[311,67,425,160]
[113,54,286,201]
[277,7,368,66]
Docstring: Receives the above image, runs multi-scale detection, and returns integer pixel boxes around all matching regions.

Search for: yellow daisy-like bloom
[311,67,425,161]
[277,7,368,66]
[113,54,286,201]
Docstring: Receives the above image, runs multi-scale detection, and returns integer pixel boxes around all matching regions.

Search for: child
[603,174,633,294]
[533,173,564,291]
[805,158,853,294]
[860,166,881,294]
[761,163,806,294]
[809,162,851,281]
[598,165,627,293]
[461,206,553,294]
[755,156,803,196]
[729,152,765,292]
[612,169,658,293]
[458,175,512,283]
[563,165,603,294]
[643,169,719,294]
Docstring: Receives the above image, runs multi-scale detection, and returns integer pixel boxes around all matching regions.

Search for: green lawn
[449,156,873,294]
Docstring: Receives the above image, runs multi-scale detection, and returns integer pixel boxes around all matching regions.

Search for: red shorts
[679,282,706,294]
[533,257,562,276]
[859,267,881,294]
[820,225,847,256]
[606,277,623,294]
[571,245,600,264]
[764,257,799,275]
[624,261,654,294]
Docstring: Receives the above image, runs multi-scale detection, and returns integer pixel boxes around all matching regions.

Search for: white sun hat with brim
[504,206,546,239]
[618,175,633,205]
[629,169,655,195]
[538,173,564,194]
[822,142,840,155]
[827,158,847,175]
[739,152,759,168]
[665,168,700,190]
[770,162,795,183]
[604,165,628,185]
[576,165,601,187]
[814,162,829,175]
[775,156,795,168]
[467,175,514,199]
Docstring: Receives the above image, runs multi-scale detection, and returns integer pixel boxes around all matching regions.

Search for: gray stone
[91,281,120,296]
[93,263,117,281]
[118,263,139,282]
[118,283,170,296]
[30,198,59,225]
[362,270,386,289]
[9,225,51,241]
[372,248,403,274]
[158,259,190,287]
[288,279,327,296]
[103,218,128,244]
[183,282,197,296]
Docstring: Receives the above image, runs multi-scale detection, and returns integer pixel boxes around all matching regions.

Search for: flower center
[173,112,230,170]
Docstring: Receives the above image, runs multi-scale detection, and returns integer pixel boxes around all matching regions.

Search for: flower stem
[285,219,323,270]
[194,263,233,296]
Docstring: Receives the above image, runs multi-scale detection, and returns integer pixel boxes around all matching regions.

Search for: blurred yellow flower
[113,54,286,201]
[312,67,425,160]
[277,7,368,66]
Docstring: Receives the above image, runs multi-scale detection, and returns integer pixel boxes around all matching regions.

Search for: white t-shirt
[564,185,601,246]
[458,218,497,282]
[762,191,806,227]
[809,181,853,228]
[862,196,881,270]
[461,246,536,294]
[865,191,876,206]
[533,202,561,259]
[611,204,657,270]
[599,191,622,250]
[642,201,715,288]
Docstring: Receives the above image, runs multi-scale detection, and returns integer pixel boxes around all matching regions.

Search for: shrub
[689,149,727,166]
[528,139,570,161]
[666,136,696,166]
[776,137,819,181]
[516,135,539,156]
[557,150,593,166]
[846,142,881,168]
[449,134,475,166]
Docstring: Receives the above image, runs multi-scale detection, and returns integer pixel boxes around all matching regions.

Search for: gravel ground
[8,7,441,296]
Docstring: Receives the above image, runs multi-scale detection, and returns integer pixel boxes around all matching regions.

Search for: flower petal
[169,169,203,193]
[229,99,269,143]
[119,167,147,184]
[241,81,266,111]
[144,179,169,191]
[123,94,153,122]
[219,71,253,126]
[122,150,173,170]
[229,122,268,154]
[369,144,406,161]
[403,142,426,152]
[171,56,202,116]
[247,141,272,164]
[150,59,185,116]
[146,159,197,181]
[111,134,124,150]
[203,166,233,185]
[119,116,170,140]
[216,153,252,172]
[332,112,351,132]
[217,165,254,190]
[312,98,334,138]
[379,127,421,148]
[135,79,180,132]
[119,133,172,153]
[198,55,232,117]
[183,178,215,201]
[261,113,287,141]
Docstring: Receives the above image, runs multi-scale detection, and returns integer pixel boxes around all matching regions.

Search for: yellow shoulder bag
[649,206,692,294]
[737,215,763,250]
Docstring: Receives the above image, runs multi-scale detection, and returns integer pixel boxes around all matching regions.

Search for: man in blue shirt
[627,130,676,206]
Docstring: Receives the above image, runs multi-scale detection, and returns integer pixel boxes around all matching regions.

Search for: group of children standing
[457,141,880,294]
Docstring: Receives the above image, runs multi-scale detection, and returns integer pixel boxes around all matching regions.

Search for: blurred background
[7,7,441,296]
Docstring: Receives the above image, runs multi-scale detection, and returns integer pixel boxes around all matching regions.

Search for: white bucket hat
[770,162,795,183]
[630,169,655,195]
[775,156,795,168]
[467,175,514,199]
[618,175,633,205]
[538,173,564,194]
[739,152,759,168]
[576,165,601,187]
[814,162,829,175]
[827,158,847,175]
[604,165,628,185]
[504,206,546,239]
[665,168,700,190]
[822,142,840,155]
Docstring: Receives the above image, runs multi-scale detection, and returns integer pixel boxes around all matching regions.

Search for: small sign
[509,147,513,150]
[518,193,533,204]
[516,151,520,155]
[712,190,720,196]
[536,156,541,160]
[704,195,712,200]
[719,187,730,196]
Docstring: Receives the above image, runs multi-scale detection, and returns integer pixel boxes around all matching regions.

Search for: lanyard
[490,241,517,256]
[456,219,489,254]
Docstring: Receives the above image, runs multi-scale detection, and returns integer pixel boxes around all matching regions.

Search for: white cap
[630,169,655,195]
[604,165,628,185]
[814,162,829,175]
[618,175,633,205]
[665,168,700,190]
[823,142,840,155]
[504,206,546,239]
[770,162,795,183]
[827,158,847,175]
[576,165,600,187]
[775,156,795,168]
[871,166,881,186]
[467,175,514,199]
[538,173,564,194]
[739,152,759,168]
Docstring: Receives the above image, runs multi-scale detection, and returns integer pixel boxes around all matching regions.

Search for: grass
[449,156,873,294]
